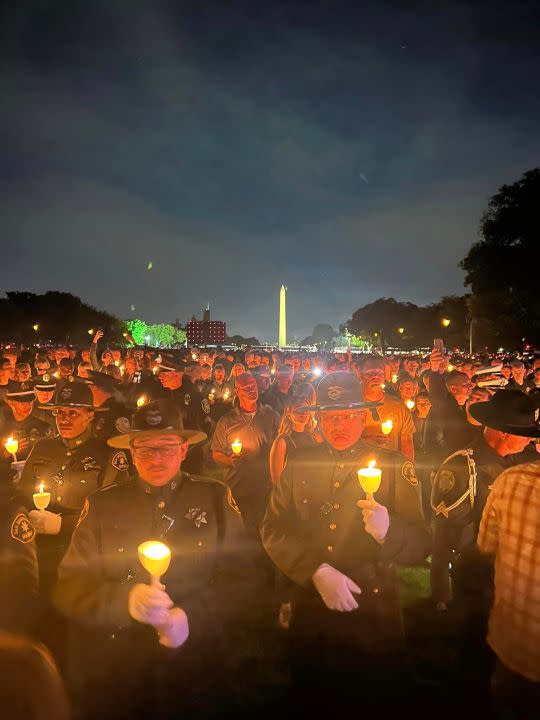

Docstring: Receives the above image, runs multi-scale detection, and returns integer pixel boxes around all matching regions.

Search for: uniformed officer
[31,373,58,427]
[430,389,539,610]
[261,371,430,712]
[19,382,130,596]
[0,460,39,634]
[84,370,132,442]
[157,359,211,474]
[55,399,257,719]
[0,380,53,462]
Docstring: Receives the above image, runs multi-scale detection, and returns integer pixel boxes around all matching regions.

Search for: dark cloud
[2,1,539,340]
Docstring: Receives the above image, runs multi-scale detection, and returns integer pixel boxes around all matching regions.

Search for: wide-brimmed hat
[298,371,383,413]
[5,380,35,403]
[108,399,207,449]
[84,370,120,393]
[40,381,109,412]
[469,389,540,438]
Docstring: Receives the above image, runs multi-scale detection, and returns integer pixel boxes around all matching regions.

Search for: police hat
[298,371,383,413]
[41,381,108,412]
[85,370,119,393]
[468,389,540,438]
[33,373,57,392]
[5,380,35,403]
[107,399,207,449]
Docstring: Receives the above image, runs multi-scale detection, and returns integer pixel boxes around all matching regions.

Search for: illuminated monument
[279,284,287,348]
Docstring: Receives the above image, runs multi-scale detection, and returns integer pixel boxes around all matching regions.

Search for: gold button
[327,545,334,553]
[118,547,124,553]
[61,465,66,470]
[158,500,165,509]
[57,496,62,503]
[329,523,337,530]
[302,498,308,504]
[81,479,86,484]
[66,451,72,457]
[334,481,340,488]
[333,503,340,510]
[373,587,379,594]
[338,463,344,469]
[197,540,203,547]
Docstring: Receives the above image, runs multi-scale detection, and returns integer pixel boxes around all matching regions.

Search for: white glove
[312,564,362,612]
[357,499,390,543]
[128,583,173,627]
[28,510,62,535]
[157,607,190,648]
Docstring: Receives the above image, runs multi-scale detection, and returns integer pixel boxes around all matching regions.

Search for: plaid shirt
[477,460,540,682]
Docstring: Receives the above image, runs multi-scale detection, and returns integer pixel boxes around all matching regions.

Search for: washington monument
[279,284,287,348]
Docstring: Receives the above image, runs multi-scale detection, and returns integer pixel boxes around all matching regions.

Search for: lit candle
[223,388,230,401]
[405,399,415,410]
[114,360,120,367]
[137,395,147,408]
[381,419,394,436]
[447,364,454,372]
[357,460,382,500]
[208,392,215,402]
[231,439,242,455]
[4,436,18,462]
[138,540,171,586]
[392,374,398,384]
[33,482,51,511]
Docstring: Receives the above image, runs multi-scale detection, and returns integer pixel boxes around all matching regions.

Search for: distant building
[186,305,226,345]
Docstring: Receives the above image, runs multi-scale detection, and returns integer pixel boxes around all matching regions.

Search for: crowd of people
[1,330,539,719]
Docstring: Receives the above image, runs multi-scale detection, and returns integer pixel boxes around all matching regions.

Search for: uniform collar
[138,472,184,498]
[62,427,93,449]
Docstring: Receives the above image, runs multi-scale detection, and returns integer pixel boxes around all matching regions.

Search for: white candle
[357,460,382,499]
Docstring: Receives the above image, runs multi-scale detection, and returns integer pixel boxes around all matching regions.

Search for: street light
[441,318,451,328]
[33,324,39,332]
[397,327,404,335]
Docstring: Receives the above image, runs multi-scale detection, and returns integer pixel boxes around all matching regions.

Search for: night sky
[2,1,540,342]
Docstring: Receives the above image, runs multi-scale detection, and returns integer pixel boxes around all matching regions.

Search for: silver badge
[115,417,131,433]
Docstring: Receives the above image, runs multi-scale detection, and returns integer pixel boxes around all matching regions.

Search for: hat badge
[327,386,343,400]
[43,374,50,382]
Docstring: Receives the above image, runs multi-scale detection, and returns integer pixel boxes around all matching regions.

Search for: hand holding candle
[33,482,51,511]
[357,460,382,500]
[4,436,18,462]
[138,540,171,586]
[231,439,242,456]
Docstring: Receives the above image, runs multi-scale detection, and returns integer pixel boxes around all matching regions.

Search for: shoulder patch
[11,513,36,544]
[201,398,211,414]
[401,460,418,487]
[112,451,129,471]
[115,416,131,433]
[76,499,90,528]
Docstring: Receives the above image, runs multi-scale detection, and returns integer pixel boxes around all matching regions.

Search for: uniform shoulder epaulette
[185,473,227,489]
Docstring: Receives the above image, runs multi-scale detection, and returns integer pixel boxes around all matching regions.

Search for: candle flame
[368,459,376,469]
[137,395,146,407]
[39,482,44,493]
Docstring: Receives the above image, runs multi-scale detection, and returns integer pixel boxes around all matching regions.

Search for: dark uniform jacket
[261,440,430,651]
[54,473,257,717]
[430,435,523,603]
[0,485,39,633]
[91,397,132,442]
[0,406,54,461]
[19,428,129,594]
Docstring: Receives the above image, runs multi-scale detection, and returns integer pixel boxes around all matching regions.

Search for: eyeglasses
[131,444,181,459]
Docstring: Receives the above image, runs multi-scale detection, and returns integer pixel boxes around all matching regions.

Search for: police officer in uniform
[31,373,58,427]
[19,382,130,596]
[261,372,430,713]
[0,380,53,462]
[430,390,539,611]
[0,460,39,634]
[55,399,256,720]
[157,359,211,474]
